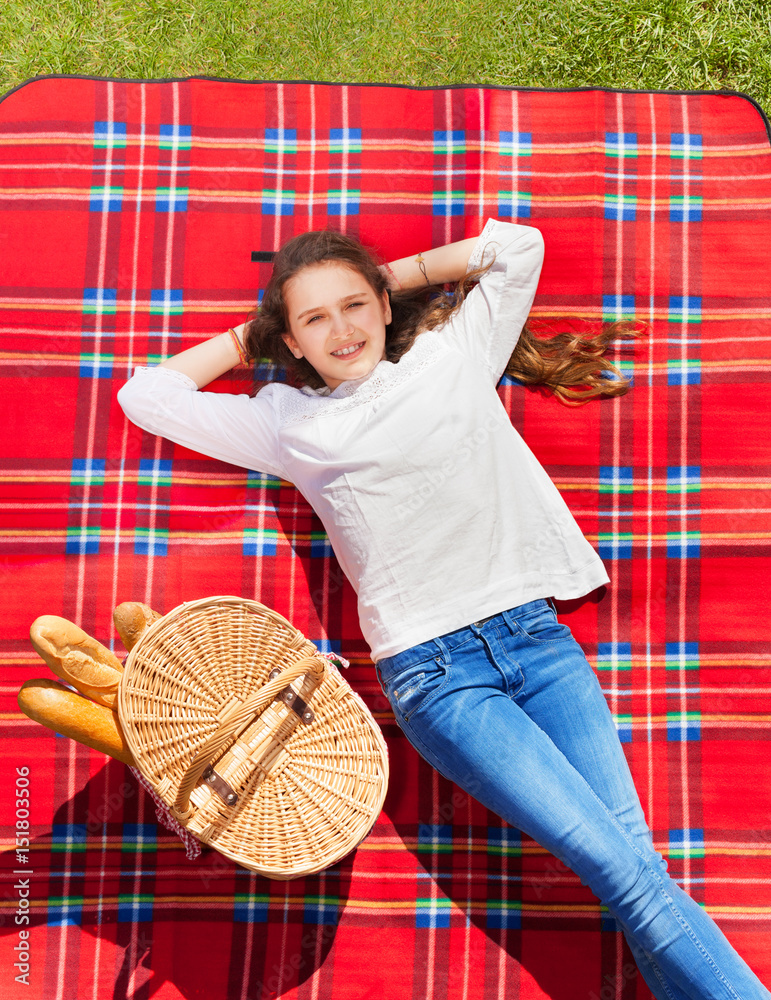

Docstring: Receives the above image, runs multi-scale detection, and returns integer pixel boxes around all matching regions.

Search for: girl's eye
[307,315,323,324]
[346,301,364,310]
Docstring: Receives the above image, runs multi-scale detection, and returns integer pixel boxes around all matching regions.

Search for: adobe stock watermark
[249,923,338,1000]
[393,407,511,522]
[10,766,33,986]
[588,962,638,1000]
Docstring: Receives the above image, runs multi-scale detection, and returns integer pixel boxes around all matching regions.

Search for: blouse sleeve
[117,366,285,479]
[441,218,545,382]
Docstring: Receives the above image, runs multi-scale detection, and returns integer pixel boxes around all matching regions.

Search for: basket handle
[172,655,326,816]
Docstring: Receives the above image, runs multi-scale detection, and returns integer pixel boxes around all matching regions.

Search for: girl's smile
[281,262,391,390]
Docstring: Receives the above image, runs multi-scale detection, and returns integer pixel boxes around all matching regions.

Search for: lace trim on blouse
[466,217,499,272]
[132,365,198,390]
[276,326,449,426]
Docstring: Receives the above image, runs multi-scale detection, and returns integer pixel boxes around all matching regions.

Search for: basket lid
[118,596,388,879]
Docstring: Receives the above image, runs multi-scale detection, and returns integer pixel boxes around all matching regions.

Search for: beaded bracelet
[227,327,249,367]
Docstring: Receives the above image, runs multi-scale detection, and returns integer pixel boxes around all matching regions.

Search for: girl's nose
[331,312,354,336]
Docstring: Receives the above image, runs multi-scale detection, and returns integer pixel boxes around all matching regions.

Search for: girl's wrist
[380,262,402,290]
[226,327,249,367]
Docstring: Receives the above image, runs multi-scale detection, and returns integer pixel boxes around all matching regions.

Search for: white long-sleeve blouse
[118,219,609,661]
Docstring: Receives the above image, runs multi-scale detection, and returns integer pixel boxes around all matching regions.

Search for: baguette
[29,615,123,708]
[113,602,161,652]
[18,678,135,766]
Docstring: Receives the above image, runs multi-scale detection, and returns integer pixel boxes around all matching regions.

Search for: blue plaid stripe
[234,894,269,923]
[66,527,100,555]
[310,535,334,557]
[597,643,632,671]
[312,638,343,655]
[89,185,123,211]
[159,124,192,150]
[150,289,183,316]
[602,294,635,321]
[666,642,700,669]
[416,896,453,929]
[118,893,154,923]
[304,896,340,924]
[329,128,361,153]
[433,190,465,216]
[667,712,701,741]
[670,195,702,222]
[47,895,84,927]
[667,359,701,385]
[604,193,636,221]
[666,531,701,558]
[94,120,126,148]
[487,825,521,855]
[599,466,634,493]
[486,899,522,929]
[246,469,282,489]
[417,824,454,853]
[499,131,532,156]
[243,528,278,556]
[615,714,633,744]
[138,458,173,486]
[605,132,637,158]
[52,822,88,852]
[669,296,702,323]
[670,828,705,858]
[262,189,295,215]
[83,287,117,315]
[156,187,188,212]
[434,129,466,154]
[71,458,106,485]
[598,533,633,559]
[134,527,169,557]
[265,128,298,154]
[79,353,113,378]
[671,133,703,159]
[328,189,360,215]
[122,823,157,854]
[667,467,701,493]
[497,190,531,219]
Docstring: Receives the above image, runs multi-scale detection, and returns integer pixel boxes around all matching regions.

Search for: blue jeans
[375,599,770,1000]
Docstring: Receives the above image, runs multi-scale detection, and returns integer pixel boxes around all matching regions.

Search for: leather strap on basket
[172,656,326,816]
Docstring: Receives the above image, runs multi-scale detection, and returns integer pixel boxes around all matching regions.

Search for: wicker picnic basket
[117,596,389,879]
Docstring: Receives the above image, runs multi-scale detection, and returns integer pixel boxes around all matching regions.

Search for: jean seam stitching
[401,647,451,723]
[588,777,742,999]
[645,866,742,1000]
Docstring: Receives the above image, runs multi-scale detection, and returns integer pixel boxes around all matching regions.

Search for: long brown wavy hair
[243,229,643,403]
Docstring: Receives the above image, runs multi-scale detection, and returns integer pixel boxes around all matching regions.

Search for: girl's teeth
[333,343,362,357]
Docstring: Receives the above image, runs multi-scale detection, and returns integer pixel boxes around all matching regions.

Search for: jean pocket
[510,603,573,645]
[381,653,448,723]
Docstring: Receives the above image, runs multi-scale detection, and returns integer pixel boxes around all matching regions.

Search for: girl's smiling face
[281,262,392,390]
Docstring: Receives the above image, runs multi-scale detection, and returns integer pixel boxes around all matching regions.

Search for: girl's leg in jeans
[376,600,770,1000]
[495,601,686,1000]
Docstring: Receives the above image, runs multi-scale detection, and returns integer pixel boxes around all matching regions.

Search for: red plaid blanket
[1,77,770,1000]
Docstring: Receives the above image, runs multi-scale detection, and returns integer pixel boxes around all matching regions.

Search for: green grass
[1,0,769,115]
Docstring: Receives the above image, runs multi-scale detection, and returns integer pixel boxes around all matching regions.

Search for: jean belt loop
[500,607,516,633]
[434,635,450,662]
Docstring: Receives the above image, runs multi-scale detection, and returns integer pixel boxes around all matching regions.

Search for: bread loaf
[29,615,123,708]
[113,602,161,652]
[18,678,135,766]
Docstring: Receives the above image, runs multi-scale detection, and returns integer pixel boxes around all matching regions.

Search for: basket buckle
[269,668,315,724]
[202,766,238,807]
